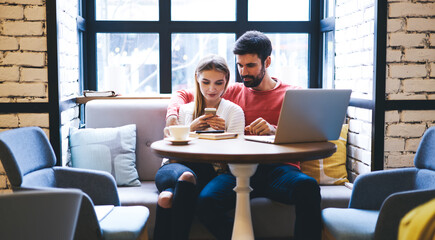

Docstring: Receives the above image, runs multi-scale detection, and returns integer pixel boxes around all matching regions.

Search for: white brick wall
[0,36,19,50]
[0,5,23,19]
[0,114,19,127]
[336,0,375,181]
[385,0,435,169]
[57,0,80,166]
[0,82,46,97]
[389,64,427,78]
[0,113,49,131]
[387,1,435,100]
[407,18,435,31]
[18,113,49,127]
[401,110,435,122]
[384,110,435,169]
[24,5,45,20]
[389,33,426,47]
[0,0,48,191]
[2,21,44,35]
[0,0,47,103]
[0,66,19,80]
[20,37,47,51]
[21,67,48,82]
[389,2,435,17]
[2,52,46,67]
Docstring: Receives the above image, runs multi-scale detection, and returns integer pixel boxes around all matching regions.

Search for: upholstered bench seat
[99,206,150,240]
[322,208,379,240]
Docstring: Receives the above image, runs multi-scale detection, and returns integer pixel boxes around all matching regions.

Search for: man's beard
[242,66,266,88]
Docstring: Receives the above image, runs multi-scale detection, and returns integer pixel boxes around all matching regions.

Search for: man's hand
[164,115,179,137]
[245,118,276,135]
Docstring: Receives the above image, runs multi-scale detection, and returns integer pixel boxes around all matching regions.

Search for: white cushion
[69,124,141,186]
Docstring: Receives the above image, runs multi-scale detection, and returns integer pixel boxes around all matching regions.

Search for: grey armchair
[322,126,435,240]
[0,189,82,240]
[0,127,149,240]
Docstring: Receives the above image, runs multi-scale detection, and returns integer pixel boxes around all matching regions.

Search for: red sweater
[166,78,302,168]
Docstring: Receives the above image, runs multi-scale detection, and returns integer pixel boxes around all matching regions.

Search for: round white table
[151,137,336,240]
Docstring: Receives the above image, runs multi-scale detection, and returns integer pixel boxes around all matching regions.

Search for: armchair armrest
[54,167,120,206]
[374,189,435,240]
[12,186,103,239]
[75,193,104,240]
[349,168,417,210]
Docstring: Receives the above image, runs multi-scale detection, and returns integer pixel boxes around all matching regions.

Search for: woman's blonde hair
[193,55,230,120]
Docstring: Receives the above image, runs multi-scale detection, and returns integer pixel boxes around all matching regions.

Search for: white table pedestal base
[228,163,258,240]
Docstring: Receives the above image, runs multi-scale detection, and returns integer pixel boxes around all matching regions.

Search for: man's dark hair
[233,30,272,64]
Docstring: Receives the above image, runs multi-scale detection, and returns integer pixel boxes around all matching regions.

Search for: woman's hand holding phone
[190,108,225,131]
[190,114,213,131]
[205,115,225,130]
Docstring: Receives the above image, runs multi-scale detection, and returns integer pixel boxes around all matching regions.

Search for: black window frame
[82,0,321,93]
[319,0,335,89]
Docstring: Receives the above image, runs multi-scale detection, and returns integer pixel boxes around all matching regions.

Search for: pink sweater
[166,78,302,168]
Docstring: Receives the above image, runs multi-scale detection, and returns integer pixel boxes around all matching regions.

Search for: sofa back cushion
[85,99,169,181]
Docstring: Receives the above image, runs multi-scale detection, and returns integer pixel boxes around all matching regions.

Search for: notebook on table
[244,89,352,144]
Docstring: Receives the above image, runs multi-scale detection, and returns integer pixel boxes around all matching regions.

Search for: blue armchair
[0,189,82,240]
[322,126,435,240]
[0,127,149,240]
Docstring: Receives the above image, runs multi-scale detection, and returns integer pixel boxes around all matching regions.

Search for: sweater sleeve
[166,89,195,120]
[227,108,245,135]
[222,101,245,135]
[178,105,187,126]
[178,102,194,126]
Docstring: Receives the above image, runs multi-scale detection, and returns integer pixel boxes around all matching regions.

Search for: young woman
[153,55,245,240]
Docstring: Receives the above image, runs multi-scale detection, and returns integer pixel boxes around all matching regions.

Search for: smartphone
[204,108,216,116]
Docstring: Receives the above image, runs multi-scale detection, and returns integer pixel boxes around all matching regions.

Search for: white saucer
[165,137,195,145]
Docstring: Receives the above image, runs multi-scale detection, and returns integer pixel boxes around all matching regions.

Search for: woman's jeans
[196,164,321,240]
[154,162,217,240]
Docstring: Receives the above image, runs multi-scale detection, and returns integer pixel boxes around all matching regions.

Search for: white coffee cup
[168,125,190,140]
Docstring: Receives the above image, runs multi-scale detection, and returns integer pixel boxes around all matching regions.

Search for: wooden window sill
[76,94,172,104]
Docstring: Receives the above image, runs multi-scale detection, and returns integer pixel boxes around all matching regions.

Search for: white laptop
[244,89,351,144]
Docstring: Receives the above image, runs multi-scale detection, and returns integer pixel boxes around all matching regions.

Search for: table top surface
[151,137,336,164]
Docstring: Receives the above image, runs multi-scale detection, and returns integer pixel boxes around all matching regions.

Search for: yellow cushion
[398,198,435,240]
[300,124,349,185]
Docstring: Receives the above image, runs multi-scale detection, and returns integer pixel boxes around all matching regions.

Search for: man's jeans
[197,164,321,240]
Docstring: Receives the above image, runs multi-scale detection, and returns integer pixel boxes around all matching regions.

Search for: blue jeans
[154,162,217,240]
[197,164,321,240]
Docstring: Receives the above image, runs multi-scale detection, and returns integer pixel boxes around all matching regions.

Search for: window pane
[324,0,335,18]
[266,33,309,88]
[249,0,309,21]
[172,0,236,21]
[97,33,159,95]
[172,34,236,92]
[96,0,158,21]
[322,31,334,89]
